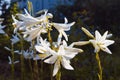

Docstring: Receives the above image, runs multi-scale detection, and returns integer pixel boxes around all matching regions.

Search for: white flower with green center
[89,30,114,54]
[53,18,75,44]
[44,40,83,76]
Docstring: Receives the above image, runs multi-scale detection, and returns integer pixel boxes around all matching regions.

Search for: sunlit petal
[53,60,60,76]
[101,46,112,54]
[95,30,101,41]
[44,55,57,64]
[61,57,74,70]
[101,31,108,41]
[35,45,46,53]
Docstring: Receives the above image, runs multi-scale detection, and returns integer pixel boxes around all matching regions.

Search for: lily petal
[35,45,46,53]
[100,31,108,41]
[64,17,68,24]
[61,57,74,70]
[53,60,60,76]
[101,46,112,54]
[104,40,115,46]
[61,30,68,41]
[44,55,57,64]
[95,30,101,41]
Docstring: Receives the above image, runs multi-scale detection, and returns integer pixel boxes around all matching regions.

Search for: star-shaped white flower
[44,40,83,76]
[53,18,75,44]
[89,30,114,54]
[23,50,34,59]
[10,34,20,44]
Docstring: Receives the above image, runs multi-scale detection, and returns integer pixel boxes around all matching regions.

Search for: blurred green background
[0,0,120,80]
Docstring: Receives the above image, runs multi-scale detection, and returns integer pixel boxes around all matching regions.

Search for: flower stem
[47,29,53,80]
[33,60,40,80]
[20,53,25,80]
[18,34,25,80]
[11,44,14,80]
[56,67,61,80]
[40,61,43,80]
[96,52,102,80]
[28,59,34,80]
[48,29,52,46]
[32,41,40,80]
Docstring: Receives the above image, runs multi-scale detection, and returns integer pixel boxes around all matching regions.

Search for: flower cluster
[10,9,115,78]
[11,9,81,76]
[12,9,75,42]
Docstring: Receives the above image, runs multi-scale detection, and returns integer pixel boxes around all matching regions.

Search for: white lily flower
[8,56,19,64]
[16,9,40,28]
[0,25,5,34]
[10,34,20,44]
[12,15,25,33]
[53,17,75,44]
[44,40,83,76]
[23,25,47,41]
[44,45,73,76]
[34,37,51,60]
[89,31,114,54]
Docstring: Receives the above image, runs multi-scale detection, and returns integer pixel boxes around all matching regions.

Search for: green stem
[47,29,53,80]
[96,52,102,80]
[40,61,43,80]
[18,34,25,80]
[48,29,52,46]
[32,41,40,80]
[20,53,25,80]
[56,67,61,80]
[33,60,40,80]
[11,44,14,80]
[28,59,34,80]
